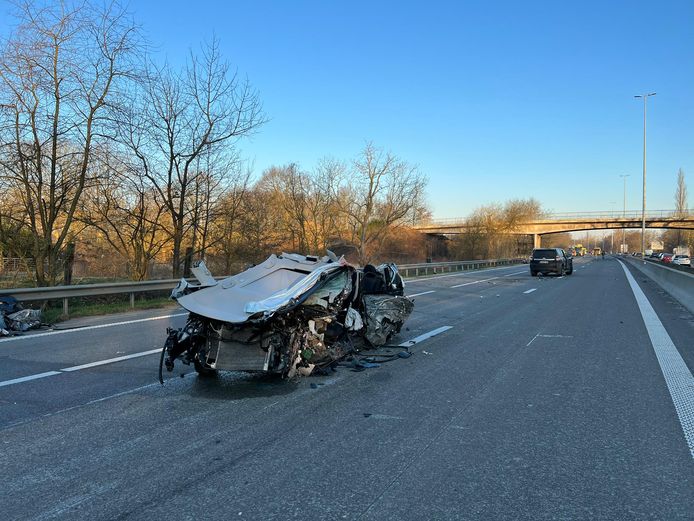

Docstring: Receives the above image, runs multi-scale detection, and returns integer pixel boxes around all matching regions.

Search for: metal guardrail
[0,277,223,316]
[0,259,524,315]
[398,258,523,278]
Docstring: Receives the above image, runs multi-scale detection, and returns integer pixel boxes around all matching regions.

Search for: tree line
[0,1,429,285]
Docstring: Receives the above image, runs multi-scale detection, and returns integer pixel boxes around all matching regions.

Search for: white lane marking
[450,277,498,288]
[0,347,163,387]
[398,326,452,347]
[504,270,528,277]
[526,333,573,347]
[407,290,436,298]
[0,312,188,344]
[0,327,453,388]
[523,288,537,294]
[619,260,694,459]
[405,265,522,283]
[0,371,62,388]
[60,349,161,372]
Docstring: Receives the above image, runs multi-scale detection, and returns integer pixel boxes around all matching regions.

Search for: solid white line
[0,312,188,344]
[504,270,528,277]
[407,290,436,298]
[60,349,161,372]
[523,288,537,294]
[619,260,694,459]
[0,371,62,388]
[398,326,453,347]
[450,277,497,288]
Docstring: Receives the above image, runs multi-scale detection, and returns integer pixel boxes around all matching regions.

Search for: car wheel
[567,266,573,275]
[531,270,537,277]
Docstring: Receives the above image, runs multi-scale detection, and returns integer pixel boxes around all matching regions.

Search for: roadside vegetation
[0,2,690,291]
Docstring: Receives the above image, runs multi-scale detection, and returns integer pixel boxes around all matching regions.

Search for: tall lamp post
[634,93,656,258]
[619,174,630,253]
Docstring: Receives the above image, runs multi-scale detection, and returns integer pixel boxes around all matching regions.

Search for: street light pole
[619,174,630,253]
[634,93,655,258]
[609,201,616,253]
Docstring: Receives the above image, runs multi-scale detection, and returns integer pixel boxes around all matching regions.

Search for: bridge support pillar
[533,234,541,248]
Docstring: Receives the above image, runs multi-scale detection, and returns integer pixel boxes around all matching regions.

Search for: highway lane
[0,262,532,428]
[1,257,693,520]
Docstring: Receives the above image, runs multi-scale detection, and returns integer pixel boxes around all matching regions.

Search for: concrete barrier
[624,257,694,314]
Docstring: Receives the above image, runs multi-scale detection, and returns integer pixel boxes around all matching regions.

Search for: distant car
[661,253,674,263]
[672,255,690,266]
[529,248,573,276]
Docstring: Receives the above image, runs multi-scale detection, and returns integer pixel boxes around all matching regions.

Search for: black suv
[530,248,573,276]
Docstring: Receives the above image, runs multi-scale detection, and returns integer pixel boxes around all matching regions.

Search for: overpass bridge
[414,210,694,248]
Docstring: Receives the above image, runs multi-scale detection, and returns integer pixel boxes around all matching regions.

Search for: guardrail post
[63,298,69,316]
[130,292,135,308]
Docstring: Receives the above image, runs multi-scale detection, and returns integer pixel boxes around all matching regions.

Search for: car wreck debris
[0,296,43,336]
[160,254,414,381]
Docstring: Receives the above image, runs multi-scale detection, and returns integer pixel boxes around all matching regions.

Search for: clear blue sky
[104,1,694,217]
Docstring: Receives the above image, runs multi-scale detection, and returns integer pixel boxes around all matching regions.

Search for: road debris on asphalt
[160,253,414,383]
[0,296,44,336]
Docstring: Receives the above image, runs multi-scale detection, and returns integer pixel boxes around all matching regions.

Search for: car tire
[530,270,537,277]
[567,267,573,275]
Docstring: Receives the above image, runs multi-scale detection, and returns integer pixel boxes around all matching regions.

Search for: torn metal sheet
[4,308,42,333]
[161,253,414,381]
[362,295,415,346]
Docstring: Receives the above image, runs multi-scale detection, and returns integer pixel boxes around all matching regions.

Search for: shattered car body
[162,254,414,379]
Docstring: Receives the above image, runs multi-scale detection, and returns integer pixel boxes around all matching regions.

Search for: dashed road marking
[60,349,161,372]
[408,290,436,298]
[450,277,498,288]
[0,327,453,388]
[405,265,523,283]
[0,313,188,344]
[523,288,537,294]
[0,371,62,388]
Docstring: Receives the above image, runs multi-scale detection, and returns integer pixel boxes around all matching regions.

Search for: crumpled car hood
[176,253,347,323]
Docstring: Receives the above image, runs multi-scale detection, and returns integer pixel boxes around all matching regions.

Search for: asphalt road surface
[1,256,693,520]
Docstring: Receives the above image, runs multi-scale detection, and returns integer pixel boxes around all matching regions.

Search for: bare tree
[121,37,265,277]
[335,143,427,264]
[0,0,140,285]
[672,168,689,248]
[79,148,169,280]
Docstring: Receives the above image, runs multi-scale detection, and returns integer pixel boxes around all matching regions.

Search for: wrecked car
[161,253,414,380]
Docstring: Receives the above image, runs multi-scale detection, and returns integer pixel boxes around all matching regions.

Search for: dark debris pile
[0,296,43,336]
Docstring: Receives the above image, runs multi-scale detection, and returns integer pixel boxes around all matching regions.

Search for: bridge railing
[417,209,688,227]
